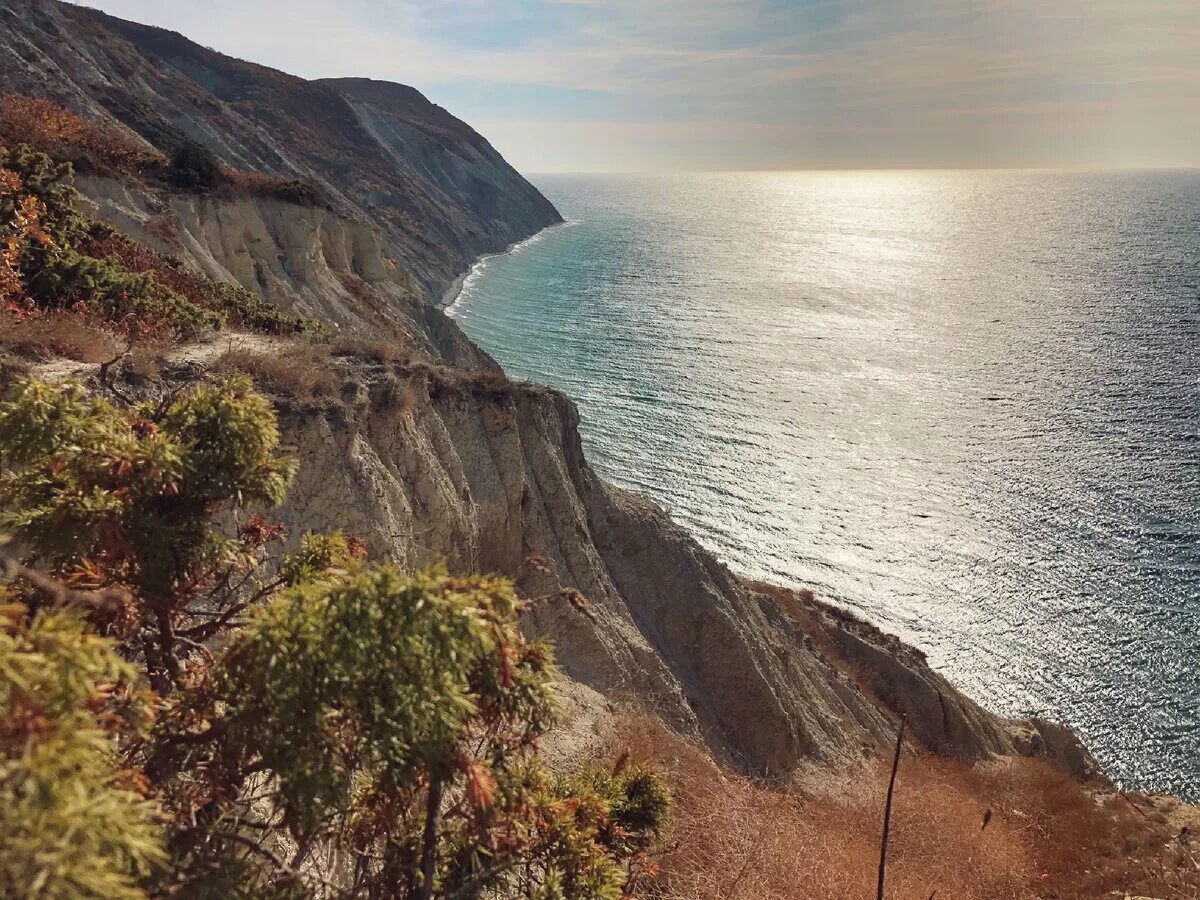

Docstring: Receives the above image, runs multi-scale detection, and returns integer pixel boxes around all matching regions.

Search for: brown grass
[609,715,1199,900]
[0,311,119,363]
[213,345,338,400]
[0,93,163,175]
[217,167,325,207]
[329,336,413,365]
[375,376,420,416]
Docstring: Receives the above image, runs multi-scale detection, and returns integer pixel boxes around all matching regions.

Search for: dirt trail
[32,332,292,383]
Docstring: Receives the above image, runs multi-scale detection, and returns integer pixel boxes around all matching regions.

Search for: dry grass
[421,363,531,402]
[217,167,325,207]
[0,312,119,363]
[375,376,420,416]
[609,715,1199,900]
[213,345,338,401]
[329,336,413,365]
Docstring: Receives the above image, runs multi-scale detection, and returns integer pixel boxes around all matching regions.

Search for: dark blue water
[449,171,1200,800]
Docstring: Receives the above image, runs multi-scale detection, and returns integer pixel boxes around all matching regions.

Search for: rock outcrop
[265,356,1099,780]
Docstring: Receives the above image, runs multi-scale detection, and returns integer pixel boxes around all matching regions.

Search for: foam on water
[444,219,578,315]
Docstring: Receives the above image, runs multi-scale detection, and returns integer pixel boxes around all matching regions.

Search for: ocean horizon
[449,169,1200,801]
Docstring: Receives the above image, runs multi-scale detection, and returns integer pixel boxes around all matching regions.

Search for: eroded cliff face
[265,356,1098,781]
[0,0,562,300]
[73,175,493,366]
[1,0,1098,787]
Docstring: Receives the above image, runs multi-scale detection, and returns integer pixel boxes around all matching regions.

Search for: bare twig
[877,714,906,900]
[179,577,285,639]
[443,858,523,900]
[215,830,291,877]
[98,337,135,403]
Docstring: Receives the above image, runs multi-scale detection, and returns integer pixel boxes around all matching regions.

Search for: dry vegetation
[329,335,414,364]
[0,310,119,362]
[213,344,340,401]
[608,715,1200,900]
[216,164,326,206]
[0,93,163,175]
[0,92,323,209]
[216,339,428,416]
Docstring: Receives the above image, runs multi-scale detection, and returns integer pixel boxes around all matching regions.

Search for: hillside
[1,2,1198,897]
[0,0,561,304]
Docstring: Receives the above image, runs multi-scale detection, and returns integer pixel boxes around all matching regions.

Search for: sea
[447,171,1200,801]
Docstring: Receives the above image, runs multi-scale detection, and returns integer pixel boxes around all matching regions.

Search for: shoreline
[439,219,572,314]
[428,220,1196,806]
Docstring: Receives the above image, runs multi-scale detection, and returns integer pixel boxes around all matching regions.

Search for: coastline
[439,219,572,314]
[439,270,472,311]
[430,205,1196,804]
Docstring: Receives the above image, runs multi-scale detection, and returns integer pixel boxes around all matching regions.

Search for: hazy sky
[86,0,1200,173]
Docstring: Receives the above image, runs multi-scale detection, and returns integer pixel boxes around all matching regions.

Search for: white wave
[444,218,579,318]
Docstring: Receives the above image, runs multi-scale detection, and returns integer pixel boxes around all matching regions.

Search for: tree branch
[0,552,130,613]
[417,776,444,900]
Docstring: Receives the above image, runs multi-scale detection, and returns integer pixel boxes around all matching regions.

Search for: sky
[85,0,1200,173]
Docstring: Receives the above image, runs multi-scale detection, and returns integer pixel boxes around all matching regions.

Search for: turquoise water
[449,171,1200,799]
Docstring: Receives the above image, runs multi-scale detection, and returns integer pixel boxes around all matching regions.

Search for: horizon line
[525,163,1200,177]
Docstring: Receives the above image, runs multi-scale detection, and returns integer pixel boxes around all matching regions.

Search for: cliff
[36,334,1098,784]
[8,4,1199,892]
[16,0,1188,880]
[70,173,494,366]
[266,352,1108,779]
[0,0,561,311]
[0,0,1101,782]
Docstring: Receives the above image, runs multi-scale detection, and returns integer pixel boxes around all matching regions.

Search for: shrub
[0,377,668,898]
[0,603,164,899]
[77,226,313,335]
[2,144,307,338]
[204,281,318,334]
[265,178,324,207]
[220,168,325,207]
[1,144,219,336]
[168,141,219,192]
[1,165,44,306]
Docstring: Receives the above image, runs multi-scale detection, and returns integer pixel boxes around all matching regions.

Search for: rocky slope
[198,343,1091,782]
[0,0,561,304]
[71,173,493,365]
[2,0,1101,786]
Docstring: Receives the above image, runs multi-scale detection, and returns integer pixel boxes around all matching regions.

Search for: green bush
[3,143,308,337]
[0,604,164,899]
[167,141,219,192]
[0,377,668,898]
[204,281,318,335]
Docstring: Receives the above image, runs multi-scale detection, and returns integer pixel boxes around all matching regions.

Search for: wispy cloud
[85,0,1200,170]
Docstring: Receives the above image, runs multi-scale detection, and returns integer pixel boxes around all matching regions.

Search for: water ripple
[451,171,1200,801]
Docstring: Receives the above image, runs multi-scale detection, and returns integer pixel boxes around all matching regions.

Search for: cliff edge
[0,0,561,316]
[0,0,1098,782]
[6,4,1193,895]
